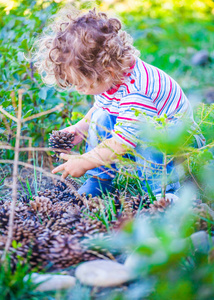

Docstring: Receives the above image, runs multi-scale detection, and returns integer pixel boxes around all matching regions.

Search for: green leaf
[13,73,20,81]
[12,240,17,249]
[144,178,156,202]
[20,39,28,50]
[23,108,34,118]
[17,51,25,63]
[0,128,5,134]
[38,87,47,100]
[46,87,55,99]
[0,174,8,185]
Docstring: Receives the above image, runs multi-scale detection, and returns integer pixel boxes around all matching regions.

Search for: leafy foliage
[0,0,92,161]
[0,255,40,300]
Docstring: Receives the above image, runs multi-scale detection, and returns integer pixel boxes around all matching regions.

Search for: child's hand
[52,153,87,179]
[61,125,84,146]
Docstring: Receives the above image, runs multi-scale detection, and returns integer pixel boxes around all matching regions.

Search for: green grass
[0,255,40,300]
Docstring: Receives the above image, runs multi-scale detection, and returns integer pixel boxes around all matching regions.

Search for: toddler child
[35,8,205,197]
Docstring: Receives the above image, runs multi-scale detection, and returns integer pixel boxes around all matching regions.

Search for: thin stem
[0,106,17,122]
[1,89,23,261]
[162,153,167,199]
[22,103,64,122]
[187,157,204,191]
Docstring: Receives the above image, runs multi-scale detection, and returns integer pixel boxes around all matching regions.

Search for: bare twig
[30,61,34,80]
[187,157,204,191]
[28,139,32,163]
[19,136,33,162]
[0,145,80,155]
[10,91,17,116]
[0,114,11,132]
[19,147,76,154]
[22,103,64,122]
[0,106,17,122]
[0,144,14,151]
[161,153,167,199]
[1,89,23,261]
[0,103,64,124]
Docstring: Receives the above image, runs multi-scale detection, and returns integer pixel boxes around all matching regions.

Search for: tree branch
[1,90,23,261]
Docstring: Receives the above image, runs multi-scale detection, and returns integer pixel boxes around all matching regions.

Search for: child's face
[75,79,114,95]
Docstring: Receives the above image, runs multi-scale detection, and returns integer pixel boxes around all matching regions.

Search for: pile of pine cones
[1,131,212,270]
[0,178,180,271]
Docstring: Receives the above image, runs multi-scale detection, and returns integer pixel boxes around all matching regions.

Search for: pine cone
[50,206,81,234]
[132,194,151,210]
[47,235,84,268]
[122,199,135,218]
[0,235,7,250]
[30,196,52,214]
[19,195,30,204]
[192,205,214,232]
[12,220,40,244]
[73,218,106,239]
[0,204,10,232]
[82,196,105,214]
[49,130,74,161]
[50,180,81,201]
[148,197,172,214]
[81,232,116,261]
[64,178,80,191]
[106,189,124,218]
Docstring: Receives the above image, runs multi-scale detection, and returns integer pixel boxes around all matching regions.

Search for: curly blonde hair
[34,7,140,90]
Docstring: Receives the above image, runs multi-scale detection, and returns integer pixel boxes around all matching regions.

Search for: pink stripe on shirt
[120,102,157,111]
[102,107,119,115]
[175,88,182,110]
[102,93,120,102]
[122,83,130,94]
[130,61,136,69]
[153,68,161,102]
[113,130,136,147]
[117,116,138,121]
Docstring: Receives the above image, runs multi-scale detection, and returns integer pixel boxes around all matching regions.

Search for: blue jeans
[78,108,182,196]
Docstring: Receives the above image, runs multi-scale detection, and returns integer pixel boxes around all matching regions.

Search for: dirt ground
[0,165,81,201]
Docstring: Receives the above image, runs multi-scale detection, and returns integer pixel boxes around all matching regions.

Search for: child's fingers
[61,170,69,179]
[60,153,72,160]
[60,126,76,134]
[52,163,66,174]
[60,128,75,133]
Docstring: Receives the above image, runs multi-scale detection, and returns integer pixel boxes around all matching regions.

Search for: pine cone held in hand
[49,130,75,161]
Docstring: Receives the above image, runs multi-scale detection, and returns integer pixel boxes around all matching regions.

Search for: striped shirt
[94,57,205,148]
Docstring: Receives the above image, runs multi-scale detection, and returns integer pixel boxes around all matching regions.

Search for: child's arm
[61,106,96,145]
[52,136,128,179]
